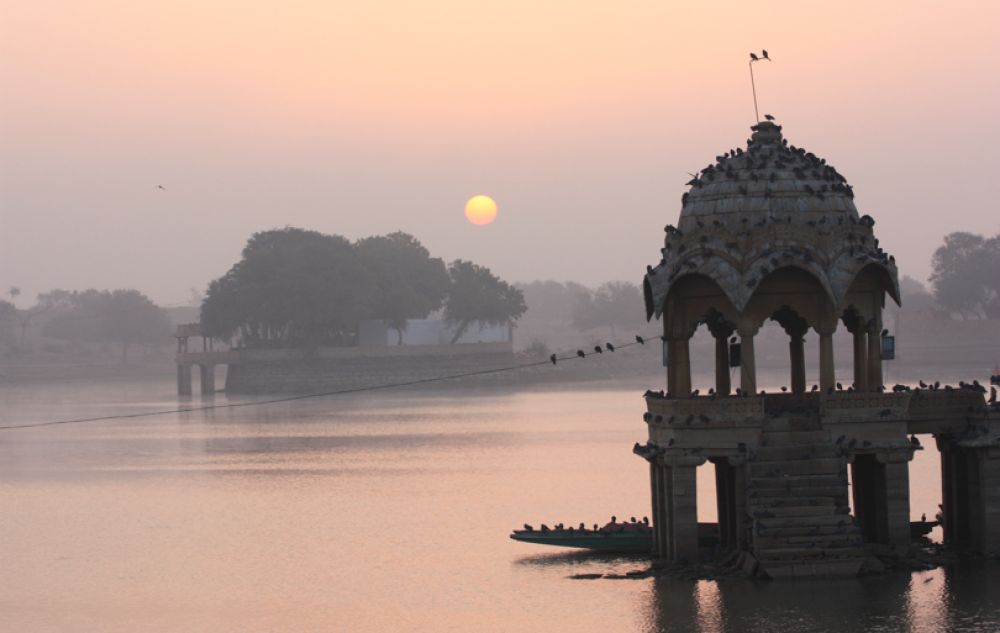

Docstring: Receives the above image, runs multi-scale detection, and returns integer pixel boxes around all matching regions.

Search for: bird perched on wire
[549,354,557,365]
[593,346,603,354]
[606,343,615,352]
[635,335,645,344]
[762,49,770,60]
[576,350,586,359]
[750,52,759,61]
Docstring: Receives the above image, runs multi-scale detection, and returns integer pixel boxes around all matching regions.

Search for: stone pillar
[738,327,757,395]
[789,334,806,394]
[867,319,883,391]
[974,448,1000,555]
[878,453,912,550]
[667,338,692,398]
[650,462,666,558]
[817,325,836,391]
[670,463,699,563]
[199,364,216,396]
[852,328,868,392]
[714,335,731,396]
[177,364,192,396]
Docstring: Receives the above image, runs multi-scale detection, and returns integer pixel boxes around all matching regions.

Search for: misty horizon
[2,2,999,305]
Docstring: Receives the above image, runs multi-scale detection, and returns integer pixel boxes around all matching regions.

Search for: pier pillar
[789,334,806,394]
[667,338,692,398]
[651,462,669,558]
[670,463,699,563]
[177,364,192,396]
[974,449,1000,554]
[878,453,912,550]
[199,364,216,396]
[867,320,883,391]
[818,326,836,392]
[738,327,757,395]
[852,328,868,392]
[714,335,731,396]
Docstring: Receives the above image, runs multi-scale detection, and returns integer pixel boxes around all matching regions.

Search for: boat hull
[510,530,652,553]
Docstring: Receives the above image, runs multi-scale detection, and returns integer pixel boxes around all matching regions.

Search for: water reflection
[644,563,1000,633]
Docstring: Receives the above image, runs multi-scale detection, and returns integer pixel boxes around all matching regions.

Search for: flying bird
[156,185,166,190]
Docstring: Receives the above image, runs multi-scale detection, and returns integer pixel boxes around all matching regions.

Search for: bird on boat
[523,524,534,532]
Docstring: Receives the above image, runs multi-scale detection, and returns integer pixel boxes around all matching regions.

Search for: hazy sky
[2,1,998,306]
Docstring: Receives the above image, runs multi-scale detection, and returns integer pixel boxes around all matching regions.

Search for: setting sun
[464,195,498,226]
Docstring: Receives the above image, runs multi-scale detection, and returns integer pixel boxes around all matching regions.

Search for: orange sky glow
[1,0,998,303]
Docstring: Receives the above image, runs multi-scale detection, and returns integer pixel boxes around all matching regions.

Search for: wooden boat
[510,523,719,553]
[510,528,653,552]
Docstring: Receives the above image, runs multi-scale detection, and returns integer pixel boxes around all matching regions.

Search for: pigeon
[762,49,770,60]
[576,350,586,358]
[606,343,615,352]
[750,52,759,61]
[764,113,775,121]
[635,335,645,344]
[549,354,557,365]
[593,346,603,354]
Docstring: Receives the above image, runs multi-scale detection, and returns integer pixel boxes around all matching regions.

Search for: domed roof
[678,121,857,232]
[644,121,899,320]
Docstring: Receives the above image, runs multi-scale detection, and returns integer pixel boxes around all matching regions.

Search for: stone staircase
[746,415,866,579]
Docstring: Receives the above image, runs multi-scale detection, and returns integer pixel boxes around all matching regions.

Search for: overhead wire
[0,333,666,431]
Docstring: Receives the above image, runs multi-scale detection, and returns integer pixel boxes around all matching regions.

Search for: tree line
[199,228,526,347]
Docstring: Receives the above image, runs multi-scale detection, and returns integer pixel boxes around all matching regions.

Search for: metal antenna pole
[749,60,760,123]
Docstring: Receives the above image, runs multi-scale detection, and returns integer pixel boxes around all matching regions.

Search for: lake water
[2,379,1000,632]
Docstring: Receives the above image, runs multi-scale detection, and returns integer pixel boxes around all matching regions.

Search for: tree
[444,260,526,343]
[572,281,644,339]
[929,232,1000,319]
[201,227,377,347]
[42,289,172,363]
[897,275,936,313]
[355,232,449,344]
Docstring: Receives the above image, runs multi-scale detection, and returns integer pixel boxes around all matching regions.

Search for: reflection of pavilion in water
[635,121,1000,578]
[643,562,1000,633]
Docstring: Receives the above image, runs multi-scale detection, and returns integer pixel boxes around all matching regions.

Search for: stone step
[749,496,835,510]
[759,430,830,446]
[759,558,865,579]
[748,474,847,489]
[751,504,839,519]
[752,444,841,461]
[753,534,863,549]
[756,513,854,529]
[754,524,861,538]
[749,486,848,499]
[749,457,844,478]
[756,545,865,561]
